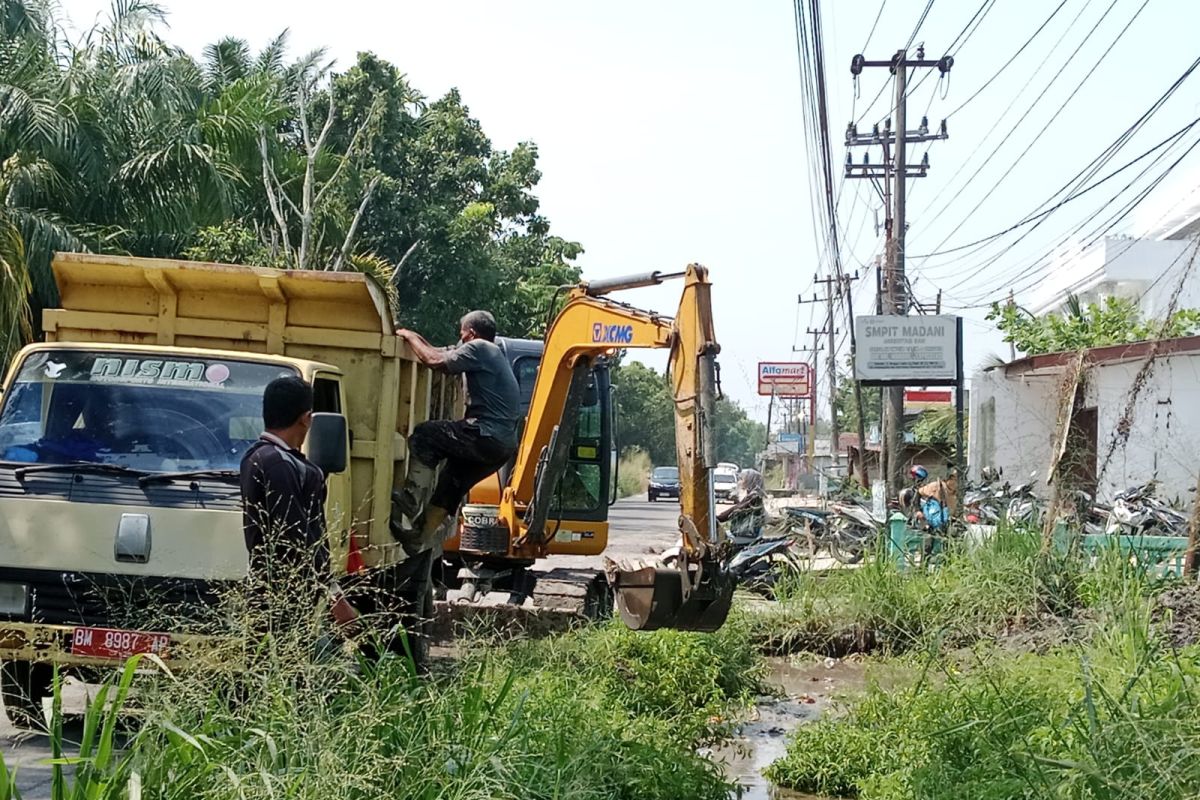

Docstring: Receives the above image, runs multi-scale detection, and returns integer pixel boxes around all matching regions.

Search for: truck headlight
[0,582,28,615]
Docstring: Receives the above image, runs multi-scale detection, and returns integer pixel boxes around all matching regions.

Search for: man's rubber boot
[399,506,450,559]
[393,460,438,525]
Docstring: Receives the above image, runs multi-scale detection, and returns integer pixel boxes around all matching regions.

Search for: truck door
[311,373,354,572]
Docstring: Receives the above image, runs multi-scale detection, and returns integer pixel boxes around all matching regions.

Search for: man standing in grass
[240,375,359,637]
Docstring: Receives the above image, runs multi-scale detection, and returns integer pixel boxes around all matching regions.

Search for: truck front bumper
[0,622,232,670]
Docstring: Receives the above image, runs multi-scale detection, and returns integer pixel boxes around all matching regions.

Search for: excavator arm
[498,264,733,632]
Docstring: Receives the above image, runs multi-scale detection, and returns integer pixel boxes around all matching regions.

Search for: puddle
[708,656,879,799]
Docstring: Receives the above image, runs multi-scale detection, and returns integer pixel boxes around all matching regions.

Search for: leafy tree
[834,362,880,440]
[712,396,767,468]
[611,361,674,465]
[987,295,1200,356]
[611,360,766,468]
[0,2,581,356]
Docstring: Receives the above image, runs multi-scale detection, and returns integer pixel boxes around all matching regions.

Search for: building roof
[1001,335,1200,377]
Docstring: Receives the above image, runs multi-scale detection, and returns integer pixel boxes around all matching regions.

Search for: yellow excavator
[437,264,734,632]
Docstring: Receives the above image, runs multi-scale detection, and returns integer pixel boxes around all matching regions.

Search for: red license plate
[70,626,170,660]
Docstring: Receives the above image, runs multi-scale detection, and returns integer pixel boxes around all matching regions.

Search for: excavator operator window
[551,377,604,514]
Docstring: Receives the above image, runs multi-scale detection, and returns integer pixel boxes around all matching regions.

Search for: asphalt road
[537,493,685,572]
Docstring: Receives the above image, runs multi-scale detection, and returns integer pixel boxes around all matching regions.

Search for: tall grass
[751,526,1095,655]
[617,448,651,498]
[13,614,765,800]
[763,534,1196,800]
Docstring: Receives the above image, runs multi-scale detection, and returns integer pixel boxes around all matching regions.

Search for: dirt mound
[1154,583,1200,648]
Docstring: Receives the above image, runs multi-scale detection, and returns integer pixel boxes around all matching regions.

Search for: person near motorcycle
[717,468,767,541]
[899,465,957,529]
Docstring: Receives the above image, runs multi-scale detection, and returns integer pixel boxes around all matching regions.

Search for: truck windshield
[0,350,300,473]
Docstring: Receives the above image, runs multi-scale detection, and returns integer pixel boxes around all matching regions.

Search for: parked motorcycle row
[1075,482,1190,538]
[697,469,1193,599]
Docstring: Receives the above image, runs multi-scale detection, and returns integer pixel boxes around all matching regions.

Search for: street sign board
[758,361,812,397]
[854,315,959,385]
[904,388,953,414]
[777,432,803,443]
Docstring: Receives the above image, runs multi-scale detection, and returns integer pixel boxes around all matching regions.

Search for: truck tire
[1,661,52,728]
[410,582,434,675]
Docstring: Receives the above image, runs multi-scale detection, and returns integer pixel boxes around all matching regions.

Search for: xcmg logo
[592,323,634,344]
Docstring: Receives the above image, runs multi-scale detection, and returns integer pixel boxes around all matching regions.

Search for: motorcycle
[825,499,885,564]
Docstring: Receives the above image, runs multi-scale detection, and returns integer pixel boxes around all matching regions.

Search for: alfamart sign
[757,362,812,397]
[854,315,959,384]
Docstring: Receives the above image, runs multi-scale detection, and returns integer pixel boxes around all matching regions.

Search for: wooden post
[1185,471,1200,577]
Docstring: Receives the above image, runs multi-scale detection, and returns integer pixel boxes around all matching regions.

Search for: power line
[944,129,1200,310]
[912,52,1200,265]
[914,0,1104,221]
[906,0,936,51]
[943,0,1072,119]
[861,0,887,53]
[915,114,1200,260]
[941,101,1200,304]
[912,0,1153,264]
[950,145,1200,306]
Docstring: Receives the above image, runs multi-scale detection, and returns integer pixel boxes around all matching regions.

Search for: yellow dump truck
[0,253,460,723]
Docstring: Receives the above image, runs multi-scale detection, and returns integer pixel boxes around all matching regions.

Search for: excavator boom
[498,264,733,632]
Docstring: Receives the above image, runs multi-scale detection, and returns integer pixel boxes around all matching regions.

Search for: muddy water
[709,656,878,799]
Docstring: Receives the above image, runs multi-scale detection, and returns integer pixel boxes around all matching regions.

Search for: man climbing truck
[392,311,521,557]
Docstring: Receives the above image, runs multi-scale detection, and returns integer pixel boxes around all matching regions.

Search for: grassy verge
[617,448,651,498]
[762,533,1199,799]
[27,613,765,800]
[748,527,1090,656]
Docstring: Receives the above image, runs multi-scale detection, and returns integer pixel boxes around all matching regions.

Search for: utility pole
[807,273,860,480]
[845,46,952,495]
[837,272,869,487]
[793,336,822,478]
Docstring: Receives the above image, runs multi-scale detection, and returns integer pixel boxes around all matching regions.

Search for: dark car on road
[648,466,680,502]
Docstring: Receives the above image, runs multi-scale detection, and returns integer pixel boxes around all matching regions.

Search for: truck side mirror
[308,412,348,474]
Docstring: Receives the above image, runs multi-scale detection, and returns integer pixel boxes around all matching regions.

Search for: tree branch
[393,237,423,283]
[332,174,380,271]
[258,129,292,260]
[314,95,382,209]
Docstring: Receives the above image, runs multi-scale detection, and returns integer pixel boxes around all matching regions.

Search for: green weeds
[763,528,1197,800]
[10,614,765,800]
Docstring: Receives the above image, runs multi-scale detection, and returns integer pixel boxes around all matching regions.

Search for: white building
[1028,236,1200,320]
[969,337,1200,503]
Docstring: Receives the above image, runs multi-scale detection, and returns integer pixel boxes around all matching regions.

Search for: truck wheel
[401,548,436,675]
[410,583,434,675]
[1,661,52,728]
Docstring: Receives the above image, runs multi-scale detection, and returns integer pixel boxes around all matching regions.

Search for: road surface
[536,492,685,572]
[0,495,695,794]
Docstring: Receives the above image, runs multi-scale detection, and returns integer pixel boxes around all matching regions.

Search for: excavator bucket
[610,561,734,632]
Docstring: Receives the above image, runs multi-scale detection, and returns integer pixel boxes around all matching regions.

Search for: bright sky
[57,0,1200,425]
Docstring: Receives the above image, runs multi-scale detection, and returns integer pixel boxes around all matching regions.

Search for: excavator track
[431,567,613,641]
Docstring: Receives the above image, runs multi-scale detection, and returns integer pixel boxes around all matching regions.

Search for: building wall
[969,352,1200,502]
[1028,237,1198,319]
[1087,354,1200,503]
[968,367,1061,493]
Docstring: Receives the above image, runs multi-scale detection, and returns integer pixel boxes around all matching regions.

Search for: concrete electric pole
[844,45,952,495]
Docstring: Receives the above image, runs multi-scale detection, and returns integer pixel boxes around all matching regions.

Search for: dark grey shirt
[442,339,521,447]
